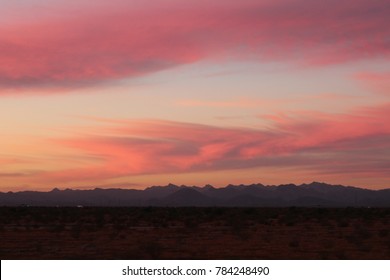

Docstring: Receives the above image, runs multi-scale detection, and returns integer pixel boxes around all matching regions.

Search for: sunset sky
[1,0,389,191]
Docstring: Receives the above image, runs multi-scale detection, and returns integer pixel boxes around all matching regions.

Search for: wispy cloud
[176,98,281,108]
[35,103,390,184]
[1,0,389,92]
[0,172,29,178]
[354,71,390,96]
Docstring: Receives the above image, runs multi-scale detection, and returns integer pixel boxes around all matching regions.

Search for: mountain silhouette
[158,188,213,206]
[0,182,389,207]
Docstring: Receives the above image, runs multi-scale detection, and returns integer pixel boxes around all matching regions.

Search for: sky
[0,0,389,191]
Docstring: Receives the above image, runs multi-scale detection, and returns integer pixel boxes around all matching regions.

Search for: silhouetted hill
[159,188,214,206]
[0,182,389,207]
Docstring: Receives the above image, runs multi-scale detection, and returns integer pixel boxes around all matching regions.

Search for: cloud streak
[37,103,390,184]
[355,71,390,96]
[1,0,389,91]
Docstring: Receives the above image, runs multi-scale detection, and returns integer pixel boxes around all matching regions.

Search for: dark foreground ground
[0,207,389,259]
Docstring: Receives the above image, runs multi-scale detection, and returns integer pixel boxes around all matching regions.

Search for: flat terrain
[0,207,389,259]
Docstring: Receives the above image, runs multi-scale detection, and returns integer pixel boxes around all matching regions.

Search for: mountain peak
[308,181,328,186]
[1,182,389,207]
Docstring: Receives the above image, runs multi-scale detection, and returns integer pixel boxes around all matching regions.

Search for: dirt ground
[0,207,389,259]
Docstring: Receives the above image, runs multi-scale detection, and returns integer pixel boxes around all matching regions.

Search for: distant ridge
[0,182,389,207]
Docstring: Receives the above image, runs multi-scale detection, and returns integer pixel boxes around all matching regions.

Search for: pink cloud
[354,71,390,95]
[0,0,389,91]
[38,103,390,183]
[176,98,283,108]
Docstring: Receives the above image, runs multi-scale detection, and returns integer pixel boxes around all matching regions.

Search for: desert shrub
[228,214,246,230]
[285,219,296,227]
[319,251,330,260]
[378,229,388,238]
[334,250,347,259]
[355,227,372,239]
[346,235,359,245]
[141,240,163,259]
[337,219,350,228]
[95,215,105,229]
[50,224,65,233]
[322,239,335,248]
[355,240,372,253]
[71,224,82,239]
[113,223,126,231]
[184,218,199,229]
[289,239,300,248]
[279,214,297,227]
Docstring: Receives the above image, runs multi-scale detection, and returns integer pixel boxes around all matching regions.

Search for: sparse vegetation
[0,207,389,259]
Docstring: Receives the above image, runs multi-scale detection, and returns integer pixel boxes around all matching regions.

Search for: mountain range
[1,182,389,207]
